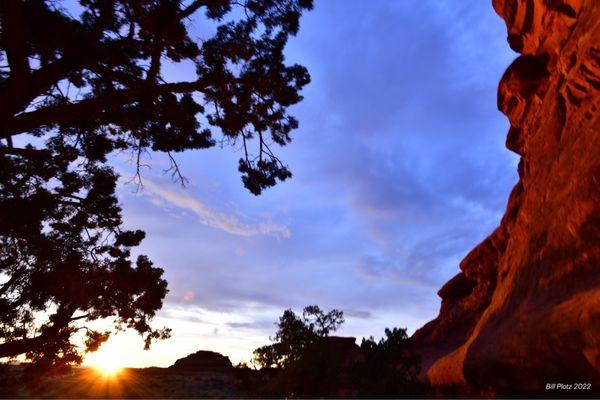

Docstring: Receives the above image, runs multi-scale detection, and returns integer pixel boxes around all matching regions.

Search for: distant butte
[169,350,234,373]
[413,0,600,393]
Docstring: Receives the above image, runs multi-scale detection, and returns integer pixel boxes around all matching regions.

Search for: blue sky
[88,0,518,367]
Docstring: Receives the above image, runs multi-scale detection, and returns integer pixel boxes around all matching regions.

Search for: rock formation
[413,0,600,392]
[323,336,364,365]
[169,350,233,373]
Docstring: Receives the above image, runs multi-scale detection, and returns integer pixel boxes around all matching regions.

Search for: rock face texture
[413,0,600,392]
[169,350,233,373]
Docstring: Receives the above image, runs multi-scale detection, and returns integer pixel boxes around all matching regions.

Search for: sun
[84,339,126,377]
[92,360,123,377]
[88,352,123,377]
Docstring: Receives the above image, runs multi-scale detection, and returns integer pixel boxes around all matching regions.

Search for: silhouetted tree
[253,308,424,398]
[252,305,345,397]
[351,327,423,398]
[253,305,344,369]
[0,0,312,373]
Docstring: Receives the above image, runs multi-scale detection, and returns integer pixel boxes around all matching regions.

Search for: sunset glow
[93,362,123,378]
[84,339,126,377]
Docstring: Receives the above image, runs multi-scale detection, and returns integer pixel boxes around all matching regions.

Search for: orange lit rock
[413,0,600,391]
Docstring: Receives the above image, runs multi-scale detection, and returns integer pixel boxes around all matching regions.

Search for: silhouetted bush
[251,306,424,398]
[351,327,425,398]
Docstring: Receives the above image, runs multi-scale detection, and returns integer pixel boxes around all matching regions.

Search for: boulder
[324,336,363,365]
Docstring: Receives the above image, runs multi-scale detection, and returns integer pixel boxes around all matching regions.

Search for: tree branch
[165,151,188,186]
[0,38,141,125]
[0,1,30,83]
[0,147,50,158]
[0,336,43,359]
[178,1,208,20]
[0,303,77,359]
[1,79,221,139]
[0,267,25,297]
[69,314,91,322]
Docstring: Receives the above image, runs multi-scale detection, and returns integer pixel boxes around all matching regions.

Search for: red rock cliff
[413,0,600,391]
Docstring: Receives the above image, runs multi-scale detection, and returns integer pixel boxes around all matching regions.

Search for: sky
[86,0,518,369]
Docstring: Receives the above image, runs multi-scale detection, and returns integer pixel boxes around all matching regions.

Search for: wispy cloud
[344,309,373,319]
[138,178,291,238]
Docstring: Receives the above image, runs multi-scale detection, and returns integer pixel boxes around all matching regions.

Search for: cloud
[226,320,277,331]
[159,309,209,324]
[282,0,517,258]
[354,254,440,291]
[343,309,373,320]
[139,178,291,238]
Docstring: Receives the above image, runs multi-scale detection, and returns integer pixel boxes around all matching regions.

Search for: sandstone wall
[413,0,600,392]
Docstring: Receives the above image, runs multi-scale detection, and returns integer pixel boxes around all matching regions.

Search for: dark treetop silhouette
[249,306,422,398]
[0,0,312,373]
[253,305,345,369]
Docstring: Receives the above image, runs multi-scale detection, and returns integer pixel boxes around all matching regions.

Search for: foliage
[252,307,423,398]
[351,327,423,398]
[251,306,344,397]
[253,305,344,369]
[0,0,312,373]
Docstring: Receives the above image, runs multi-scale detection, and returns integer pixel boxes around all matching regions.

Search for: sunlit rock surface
[413,0,600,391]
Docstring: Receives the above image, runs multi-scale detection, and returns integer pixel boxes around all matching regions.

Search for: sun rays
[93,362,123,378]
[84,337,127,378]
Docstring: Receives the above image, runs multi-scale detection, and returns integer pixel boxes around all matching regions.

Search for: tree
[252,306,345,397]
[253,305,344,369]
[252,309,424,398]
[0,0,312,373]
[351,327,423,398]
